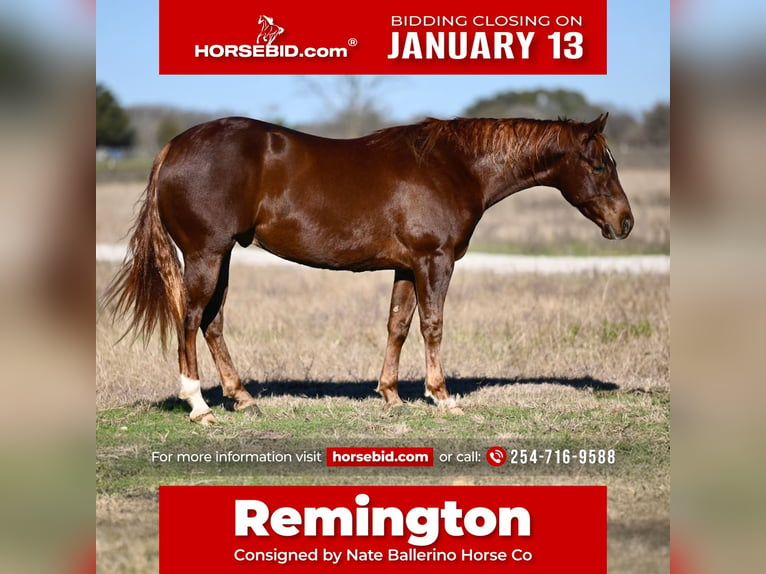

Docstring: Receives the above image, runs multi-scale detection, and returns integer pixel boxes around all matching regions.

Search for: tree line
[96,82,668,156]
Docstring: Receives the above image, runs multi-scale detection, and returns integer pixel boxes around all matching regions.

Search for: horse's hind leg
[376,269,417,407]
[200,249,260,415]
[178,250,224,425]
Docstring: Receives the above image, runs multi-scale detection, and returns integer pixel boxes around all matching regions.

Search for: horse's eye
[592,165,606,174]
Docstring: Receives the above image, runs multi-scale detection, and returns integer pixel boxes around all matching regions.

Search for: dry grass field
[96,169,669,573]
[97,264,668,409]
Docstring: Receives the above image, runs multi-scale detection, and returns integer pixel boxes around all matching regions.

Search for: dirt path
[96,243,669,275]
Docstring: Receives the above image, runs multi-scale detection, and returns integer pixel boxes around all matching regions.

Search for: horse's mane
[369,117,607,169]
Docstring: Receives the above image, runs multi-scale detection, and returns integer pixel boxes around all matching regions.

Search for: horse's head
[555,114,633,240]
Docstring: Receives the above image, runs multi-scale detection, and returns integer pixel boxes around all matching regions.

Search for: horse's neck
[477,148,560,210]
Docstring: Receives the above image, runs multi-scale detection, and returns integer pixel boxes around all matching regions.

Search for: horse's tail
[103,143,185,349]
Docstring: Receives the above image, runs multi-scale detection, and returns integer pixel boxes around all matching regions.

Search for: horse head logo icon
[257,15,285,46]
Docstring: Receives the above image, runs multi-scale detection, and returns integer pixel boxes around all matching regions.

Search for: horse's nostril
[622,215,633,236]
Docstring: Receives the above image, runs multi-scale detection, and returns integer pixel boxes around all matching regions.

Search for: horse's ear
[587,113,609,138]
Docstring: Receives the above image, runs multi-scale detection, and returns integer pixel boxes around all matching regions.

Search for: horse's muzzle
[604,215,633,240]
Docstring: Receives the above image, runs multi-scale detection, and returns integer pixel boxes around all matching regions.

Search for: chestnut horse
[105,115,632,424]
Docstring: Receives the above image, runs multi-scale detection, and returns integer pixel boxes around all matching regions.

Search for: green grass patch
[600,319,653,342]
[97,387,668,497]
[562,319,654,345]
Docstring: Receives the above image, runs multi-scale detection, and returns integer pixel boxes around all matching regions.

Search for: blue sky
[96,2,670,123]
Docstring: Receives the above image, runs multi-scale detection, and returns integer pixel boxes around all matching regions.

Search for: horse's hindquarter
[157,118,272,254]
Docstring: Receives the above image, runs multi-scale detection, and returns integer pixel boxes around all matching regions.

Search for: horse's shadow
[153,376,619,412]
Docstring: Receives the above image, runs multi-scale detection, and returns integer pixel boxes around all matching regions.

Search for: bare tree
[298,76,393,137]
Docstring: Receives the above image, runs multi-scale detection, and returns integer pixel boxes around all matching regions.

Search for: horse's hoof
[435,395,461,414]
[190,410,217,425]
[235,399,263,417]
[383,397,404,411]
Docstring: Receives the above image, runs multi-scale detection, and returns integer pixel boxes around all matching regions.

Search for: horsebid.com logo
[256,15,284,46]
[194,13,351,59]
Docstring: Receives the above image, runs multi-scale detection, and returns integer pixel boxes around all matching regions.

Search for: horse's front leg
[412,251,462,413]
[377,269,417,407]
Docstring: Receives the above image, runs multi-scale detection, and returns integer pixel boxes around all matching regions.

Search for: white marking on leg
[179,375,212,419]
[436,396,457,409]
[427,393,460,409]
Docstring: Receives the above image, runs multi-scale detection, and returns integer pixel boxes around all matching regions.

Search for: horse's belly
[253,220,404,272]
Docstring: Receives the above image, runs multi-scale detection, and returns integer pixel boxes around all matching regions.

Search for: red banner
[159,0,607,75]
[159,485,606,572]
